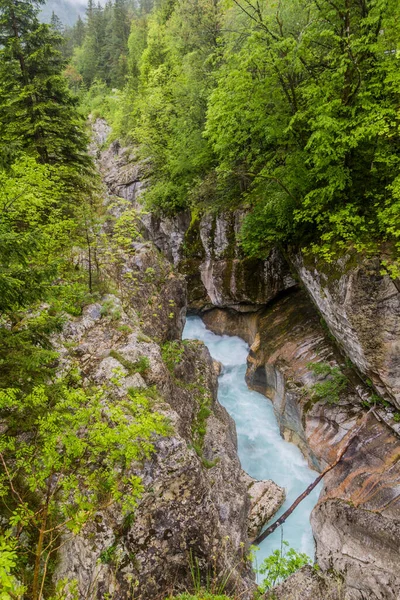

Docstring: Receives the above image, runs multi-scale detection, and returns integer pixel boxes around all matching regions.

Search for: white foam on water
[183,316,322,579]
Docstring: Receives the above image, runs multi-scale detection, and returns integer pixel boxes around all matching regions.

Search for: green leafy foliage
[161,340,186,373]
[257,541,311,592]
[74,0,400,272]
[0,381,167,597]
[0,4,158,598]
[206,0,400,264]
[110,349,151,376]
[0,536,26,600]
[191,388,212,458]
[0,153,100,391]
[307,362,348,404]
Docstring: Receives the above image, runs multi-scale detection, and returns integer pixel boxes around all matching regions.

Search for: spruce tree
[0,0,90,169]
[73,14,86,46]
[77,0,105,86]
[50,9,63,32]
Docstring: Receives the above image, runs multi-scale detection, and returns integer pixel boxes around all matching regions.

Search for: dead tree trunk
[253,408,373,546]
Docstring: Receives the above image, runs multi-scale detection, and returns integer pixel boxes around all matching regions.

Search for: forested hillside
[0,1,167,597]
[64,0,400,275]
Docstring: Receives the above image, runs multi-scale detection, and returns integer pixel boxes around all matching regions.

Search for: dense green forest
[1,0,400,597]
[0,1,166,597]
[61,0,400,273]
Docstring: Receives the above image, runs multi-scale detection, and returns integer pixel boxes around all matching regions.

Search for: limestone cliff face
[294,253,400,410]
[138,210,296,312]
[182,213,295,312]
[93,122,296,313]
[204,289,400,600]
[139,207,296,313]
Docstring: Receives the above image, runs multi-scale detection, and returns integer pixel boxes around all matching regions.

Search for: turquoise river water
[183,316,321,576]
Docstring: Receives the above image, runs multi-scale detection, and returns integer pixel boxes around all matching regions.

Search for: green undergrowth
[166,542,312,599]
[307,361,400,422]
[109,349,150,376]
[307,362,348,404]
[162,340,187,373]
[191,384,213,457]
[256,541,311,593]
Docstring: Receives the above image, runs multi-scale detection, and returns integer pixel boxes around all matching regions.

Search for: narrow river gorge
[88,120,400,598]
[183,316,322,577]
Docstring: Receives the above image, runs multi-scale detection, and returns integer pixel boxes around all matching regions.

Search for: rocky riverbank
[203,289,400,600]
[51,189,284,598]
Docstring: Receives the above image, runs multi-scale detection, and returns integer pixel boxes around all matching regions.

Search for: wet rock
[144,210,296,313]
[264,565,344,600]
[294,253,400,409]
[185,213,296,311]
[208,289,400,599]
[202,307,260,345]
[242,473,285,540]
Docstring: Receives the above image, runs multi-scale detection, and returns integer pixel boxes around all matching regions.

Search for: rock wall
[294,253,400,410]
[150,212,296,312]
[93,123,296,313]
[139,209,296,313]
[205,289,400,600]
[55,248,270,600]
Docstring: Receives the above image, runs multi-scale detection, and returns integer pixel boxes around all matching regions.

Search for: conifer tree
[0,0,90,169]
[76,0,106,86]
[49,10,63,32]
[73,14,85,45]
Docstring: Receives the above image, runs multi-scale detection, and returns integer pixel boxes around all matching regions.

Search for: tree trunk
[32,505,48,600]
[253,408,373,546]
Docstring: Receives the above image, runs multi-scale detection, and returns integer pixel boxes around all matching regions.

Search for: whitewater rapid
[183,316,321,575]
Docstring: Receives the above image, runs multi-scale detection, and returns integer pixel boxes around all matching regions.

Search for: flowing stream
[183,316,321,577]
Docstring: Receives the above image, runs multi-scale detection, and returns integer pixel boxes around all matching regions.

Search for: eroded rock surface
[242,473,285,540]
[264,565,344,600]
[294,253,400,409]
[93,124,296,313]
[205,289,400,600]
[143,209,296,313]
[103,240,187,343]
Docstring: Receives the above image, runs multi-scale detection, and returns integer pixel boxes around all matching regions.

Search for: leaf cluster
[256,540,311,592]
[307,362,348,404]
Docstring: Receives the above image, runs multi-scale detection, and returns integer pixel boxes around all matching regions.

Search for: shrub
[109,350,150,376]
[162,341,186,373]
[307,362,348,404]
[257,541,311,593]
